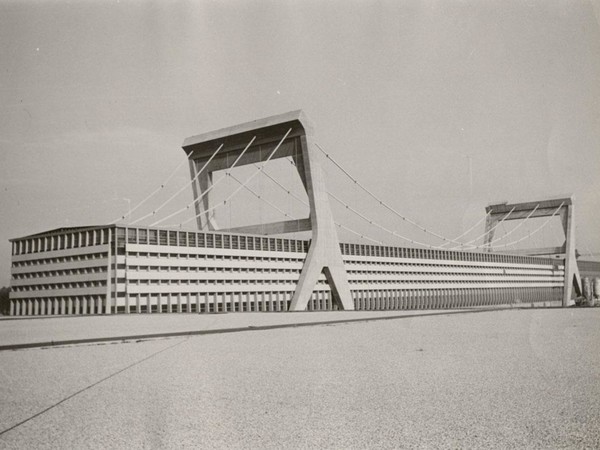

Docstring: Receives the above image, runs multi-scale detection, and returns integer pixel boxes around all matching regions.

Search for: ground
[0,308,599,449]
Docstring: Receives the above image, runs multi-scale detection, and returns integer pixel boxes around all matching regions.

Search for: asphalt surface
[1,308,598,449]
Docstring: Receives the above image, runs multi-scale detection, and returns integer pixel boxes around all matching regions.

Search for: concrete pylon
[484,196,581,307]
[182,110,354,311]
[288,132,353,311]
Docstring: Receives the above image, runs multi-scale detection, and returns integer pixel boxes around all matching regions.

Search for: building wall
[9,227,112,316]
[9,225,564,315]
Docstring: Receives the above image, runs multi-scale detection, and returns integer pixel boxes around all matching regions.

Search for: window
[179,231,187,247]
[128,228,137,244]
[159,230,168,246]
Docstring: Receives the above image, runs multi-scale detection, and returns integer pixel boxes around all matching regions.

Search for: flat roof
[9,225,114,242]
[182,110,313,160]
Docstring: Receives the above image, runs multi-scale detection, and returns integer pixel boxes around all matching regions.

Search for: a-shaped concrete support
[485,197,581,307]
[182,110,354,311]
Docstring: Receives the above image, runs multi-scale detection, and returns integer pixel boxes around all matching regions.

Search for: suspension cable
[260,165,309,207]
[438,209,493,248]
[149,136,257,227]
[452,206,516,249]
[109,150,193,224]
[483,204,540,247]
[328,191,441,249]
[486,202,565,249]
[179,128,292,227]
[235,174,383,245]
[228,173,295,221]
[258,160,423,247]
[458,203,541,250]
[334,222,383,245]
[315,142,466,246]
[129,144,224,225]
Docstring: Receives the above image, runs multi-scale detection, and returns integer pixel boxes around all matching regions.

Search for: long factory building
[8,224,564,316]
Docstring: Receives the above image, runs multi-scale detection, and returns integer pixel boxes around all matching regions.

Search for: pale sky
[1,0,599,285]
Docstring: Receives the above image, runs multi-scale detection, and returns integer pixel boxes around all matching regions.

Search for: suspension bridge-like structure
[7,111,584,316]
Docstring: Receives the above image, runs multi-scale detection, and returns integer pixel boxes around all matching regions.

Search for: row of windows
[12,223,557,267]
[129,266,299,273]
[124,254,555,271]
[339,243,556,265]
[123,262,557,275]
[12,285,561,301]
[124,278,556,287]
[123,266,556,279]
[119,227,310,253]
[12,267,107,280]
[11,252,108,268]
[126,252,557,271]
[12,229,111,255]
[11,280,107,292]
[127,252,304,263]
[344,260,558,269]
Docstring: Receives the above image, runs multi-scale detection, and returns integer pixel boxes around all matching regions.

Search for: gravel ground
[0,308,598,449]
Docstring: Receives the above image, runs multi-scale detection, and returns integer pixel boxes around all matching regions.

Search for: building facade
[8,225,564,316]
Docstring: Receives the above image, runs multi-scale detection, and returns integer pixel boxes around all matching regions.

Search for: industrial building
[8,224,563,315]
[7,111,578,315]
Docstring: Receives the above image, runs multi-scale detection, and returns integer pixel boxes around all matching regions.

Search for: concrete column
[304,292,310,311]
[105,228,112,315]
[228,292,234,312]
[204,293,211,313]
[216,292,223,313]
[283,292,290,312]
[209,292,215,313]
[244,292,251,312]
[253,292,259,312]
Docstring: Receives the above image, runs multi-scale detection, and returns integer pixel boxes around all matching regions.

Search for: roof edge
[182,109,312,149]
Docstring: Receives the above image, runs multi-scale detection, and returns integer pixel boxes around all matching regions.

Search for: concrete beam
[492,246,566,256]
[486,197,572,215]
[220,218,312,236]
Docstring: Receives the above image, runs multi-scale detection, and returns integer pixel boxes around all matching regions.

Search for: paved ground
[0,308,501,347]
[0,308,598,449]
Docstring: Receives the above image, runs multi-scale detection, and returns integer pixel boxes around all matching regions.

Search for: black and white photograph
[1,1,599,448]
